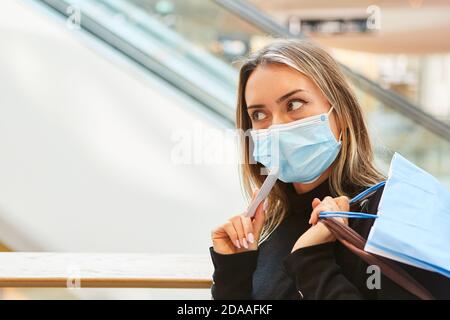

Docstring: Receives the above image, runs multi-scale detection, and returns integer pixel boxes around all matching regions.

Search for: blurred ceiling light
[155,0,175,15]
[409,0,424,8]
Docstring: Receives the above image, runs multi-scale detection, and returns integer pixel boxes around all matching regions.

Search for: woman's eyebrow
[276,89,306,103]
[247,89,307,109]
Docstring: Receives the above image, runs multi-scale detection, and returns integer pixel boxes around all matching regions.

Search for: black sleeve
[282,242,364,299]
[209,246,259,299]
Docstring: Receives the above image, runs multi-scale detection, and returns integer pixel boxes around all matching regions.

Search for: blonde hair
[235,39,385,244]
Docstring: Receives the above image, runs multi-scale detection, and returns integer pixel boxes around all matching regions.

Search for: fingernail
[242,238,249,249]
[247,233,255,243]
[235,239,241,249]
[263,198,269,212]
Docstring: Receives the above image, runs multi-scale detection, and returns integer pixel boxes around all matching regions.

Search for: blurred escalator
[39,0,450,186]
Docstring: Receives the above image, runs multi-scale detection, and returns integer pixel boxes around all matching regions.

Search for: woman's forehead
[245,64,314,105]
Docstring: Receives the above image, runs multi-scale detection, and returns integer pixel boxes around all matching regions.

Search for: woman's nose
[271,113,292,126]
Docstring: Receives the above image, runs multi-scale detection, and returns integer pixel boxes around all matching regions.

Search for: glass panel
[353,83,450,187]
[247,0,450,123]
[114,0,272,65]
[60,0,450,186]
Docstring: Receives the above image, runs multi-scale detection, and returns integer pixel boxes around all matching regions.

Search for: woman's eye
[251,111,267,121]
[287,100,304,111]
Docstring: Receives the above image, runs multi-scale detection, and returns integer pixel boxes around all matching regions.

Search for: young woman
[209,39,450,300]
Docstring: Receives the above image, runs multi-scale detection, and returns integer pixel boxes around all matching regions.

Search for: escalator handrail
[214,0,450,141]
[37,0,236,125]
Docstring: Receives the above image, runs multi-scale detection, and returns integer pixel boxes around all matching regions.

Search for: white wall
[0,0,246,257]
[419,54,450,121]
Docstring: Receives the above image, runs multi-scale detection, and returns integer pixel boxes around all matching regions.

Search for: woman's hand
[291,196,350,253]
[211,190,267,255]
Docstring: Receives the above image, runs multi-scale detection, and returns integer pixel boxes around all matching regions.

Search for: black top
[209,178,450,300]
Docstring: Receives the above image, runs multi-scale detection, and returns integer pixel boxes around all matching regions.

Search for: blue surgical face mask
[250,105,342,183]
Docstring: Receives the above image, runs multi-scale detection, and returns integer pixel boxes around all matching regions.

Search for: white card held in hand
[244,168,279,218]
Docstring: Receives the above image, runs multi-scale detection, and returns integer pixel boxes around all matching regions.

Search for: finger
[322,196,335,206]
[252,197,267,239]
[309,203,324,225]
[230,216,248,249]
[240,215,255,244]
[309,203,333,225]
[310,195,348,225]
[322,196,341,211]
[312,198,321,209]
[335,196,350,211]
[341,217,349,226]
[223,221,240,249]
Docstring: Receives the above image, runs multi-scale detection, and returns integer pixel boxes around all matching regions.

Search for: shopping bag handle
[320,217,435,300]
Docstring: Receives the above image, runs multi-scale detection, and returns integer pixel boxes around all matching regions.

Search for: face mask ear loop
[327,105,335,116]
[328,105,342,142]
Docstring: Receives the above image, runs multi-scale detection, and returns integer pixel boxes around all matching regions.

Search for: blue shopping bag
[320,152,450,278]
